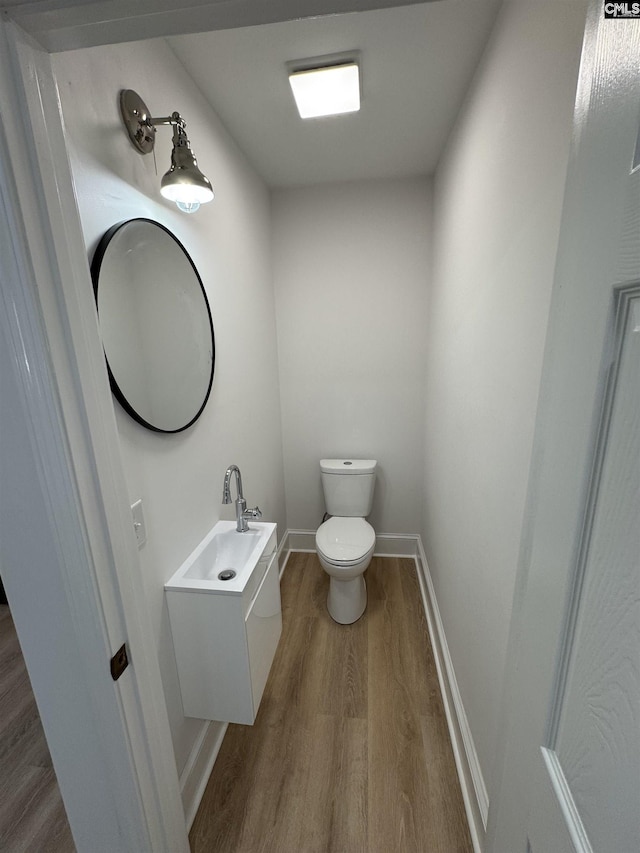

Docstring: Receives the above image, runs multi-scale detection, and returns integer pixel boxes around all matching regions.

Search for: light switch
[131,499,146,548]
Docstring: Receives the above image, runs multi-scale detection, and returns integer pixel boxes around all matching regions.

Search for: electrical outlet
[131,499,146,548]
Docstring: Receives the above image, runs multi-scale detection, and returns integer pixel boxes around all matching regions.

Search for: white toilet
[315,459,377,624]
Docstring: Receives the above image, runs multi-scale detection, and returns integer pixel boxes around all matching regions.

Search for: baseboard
[179,720,228,831]
[373,533,419,557]
[283,529,316,553]
[415,538,488,853]
[282,528,420,558]
[277,530,291,578]
[277,529,306,580]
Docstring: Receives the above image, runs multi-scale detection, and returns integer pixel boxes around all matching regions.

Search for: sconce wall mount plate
[120,89,156,154]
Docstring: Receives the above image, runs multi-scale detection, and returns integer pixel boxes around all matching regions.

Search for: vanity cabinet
[166,525,281,724]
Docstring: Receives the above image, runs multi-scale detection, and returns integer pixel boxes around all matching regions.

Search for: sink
[165,520,277,595]
[185,526,263,580]
[165,519,282,724]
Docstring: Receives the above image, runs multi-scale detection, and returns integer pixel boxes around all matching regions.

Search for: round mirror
[91,219,215,433]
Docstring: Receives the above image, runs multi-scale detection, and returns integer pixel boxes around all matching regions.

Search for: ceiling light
[120,89,214,213]
[289,62,360,119]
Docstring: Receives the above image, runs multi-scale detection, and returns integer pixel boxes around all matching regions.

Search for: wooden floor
[190,554,473,853]
[0,605,74,853]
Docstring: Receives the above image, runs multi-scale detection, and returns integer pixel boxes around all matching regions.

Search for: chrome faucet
[222,465,262,532]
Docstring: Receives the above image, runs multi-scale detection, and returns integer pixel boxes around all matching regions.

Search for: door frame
[0,18,188,853]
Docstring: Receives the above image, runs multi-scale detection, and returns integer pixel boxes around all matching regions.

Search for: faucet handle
[245,505,262,519]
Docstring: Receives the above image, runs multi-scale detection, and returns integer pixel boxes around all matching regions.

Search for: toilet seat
[315,517,375,565]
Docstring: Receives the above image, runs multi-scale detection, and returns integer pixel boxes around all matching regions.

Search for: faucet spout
[222,465,243,505]
[222,465,261,532]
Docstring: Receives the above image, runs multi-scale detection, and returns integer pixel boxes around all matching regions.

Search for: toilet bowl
[316,458,377,623]
[316,516,375,624]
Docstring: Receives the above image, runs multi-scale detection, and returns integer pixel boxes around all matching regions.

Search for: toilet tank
[320,459,377,517]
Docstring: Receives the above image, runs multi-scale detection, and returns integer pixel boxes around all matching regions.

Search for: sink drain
[217,569,236,581]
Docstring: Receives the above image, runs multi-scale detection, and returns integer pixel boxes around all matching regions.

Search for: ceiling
[167,1,502,188]
[3,0,501,189]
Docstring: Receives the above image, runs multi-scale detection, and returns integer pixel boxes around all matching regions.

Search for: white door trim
[539,748,594,853]
[0,18,188,852]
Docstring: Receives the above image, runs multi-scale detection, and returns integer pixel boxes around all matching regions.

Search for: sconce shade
[160,135,214,206]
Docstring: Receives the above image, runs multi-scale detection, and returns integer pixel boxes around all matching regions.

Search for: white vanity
[165,520,281,725]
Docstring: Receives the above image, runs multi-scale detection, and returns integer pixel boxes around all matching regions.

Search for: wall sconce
[119,89,214,214]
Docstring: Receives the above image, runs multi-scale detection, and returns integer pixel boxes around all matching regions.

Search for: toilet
[315,459,377,624]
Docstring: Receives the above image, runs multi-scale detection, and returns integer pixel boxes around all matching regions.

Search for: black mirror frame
[91,218,215,434]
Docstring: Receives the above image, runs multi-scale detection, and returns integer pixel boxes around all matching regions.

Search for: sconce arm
[148,112,186,130]
[120,90,188,154]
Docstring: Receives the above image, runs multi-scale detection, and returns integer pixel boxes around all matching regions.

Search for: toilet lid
[316,517,375,564]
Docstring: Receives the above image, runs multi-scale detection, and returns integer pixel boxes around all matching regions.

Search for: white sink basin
[165,520,277,595]
[165,519,281,724]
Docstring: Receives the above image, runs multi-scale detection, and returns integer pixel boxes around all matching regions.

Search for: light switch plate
[131,499,146,548]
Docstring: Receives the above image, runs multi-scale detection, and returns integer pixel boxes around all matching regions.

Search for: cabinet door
[246,554,282,717]
[167,590,252,723]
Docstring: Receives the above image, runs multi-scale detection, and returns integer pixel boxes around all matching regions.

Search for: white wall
[273,178,431,536]
[423,1,586,794]
[53,39,286,775]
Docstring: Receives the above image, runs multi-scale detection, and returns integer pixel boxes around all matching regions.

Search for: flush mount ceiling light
[288,55,361,119]
[119,89,214,213]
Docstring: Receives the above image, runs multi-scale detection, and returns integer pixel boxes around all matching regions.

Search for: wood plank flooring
[190,554,473,853]
[0,605,74,853]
